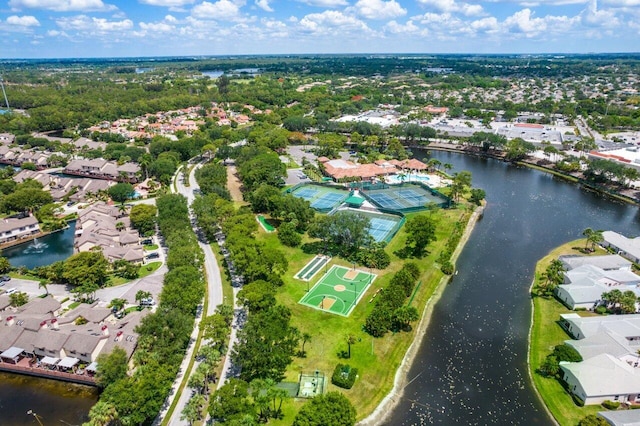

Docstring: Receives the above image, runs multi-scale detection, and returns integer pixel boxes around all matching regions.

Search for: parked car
[5,288,17,294]
[0,275,10,282]
[140,297,155,306]
[141,239,153,245]
[146,252,160,260]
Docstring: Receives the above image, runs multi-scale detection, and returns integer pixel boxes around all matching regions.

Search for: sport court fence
[359,181,452,213]
[331,206,405,244]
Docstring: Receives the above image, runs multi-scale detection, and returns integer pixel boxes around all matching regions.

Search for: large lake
[386,150,640,425]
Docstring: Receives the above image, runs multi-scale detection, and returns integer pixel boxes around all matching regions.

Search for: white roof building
[560,353,640,405]
[602,231,640,264]
[555,264,640,310]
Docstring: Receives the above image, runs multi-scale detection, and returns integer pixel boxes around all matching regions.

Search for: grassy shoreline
[528,239,606,426]
[259,202,482,424]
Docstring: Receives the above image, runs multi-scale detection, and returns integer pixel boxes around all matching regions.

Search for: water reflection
[0,372,98,426]
[3,221,76,269]
[388,150,640,425]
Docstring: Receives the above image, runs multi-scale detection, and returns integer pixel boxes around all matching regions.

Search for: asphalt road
[162,163,224,426]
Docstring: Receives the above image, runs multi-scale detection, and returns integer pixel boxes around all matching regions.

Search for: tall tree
[404,214,437,257]
[293,392,356,426]
[232,305,300,382]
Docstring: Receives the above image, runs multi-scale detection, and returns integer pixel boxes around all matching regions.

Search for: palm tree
[38,280,49,296]
[135,290,152,307]
[300,332,311,357]
[87,401,118,426]
[582,228,594,251]
[583,228,603,251]
[346,334,357,359]
[588,230,603,251]
[108,298,127,312]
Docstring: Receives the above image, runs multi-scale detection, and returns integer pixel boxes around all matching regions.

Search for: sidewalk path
[159,163,224,426]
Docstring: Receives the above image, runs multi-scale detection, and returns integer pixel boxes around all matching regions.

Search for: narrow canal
[387,150,640,425]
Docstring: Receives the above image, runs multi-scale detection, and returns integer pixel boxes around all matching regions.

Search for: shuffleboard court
[294,254,331,281]
[299,265,377,317]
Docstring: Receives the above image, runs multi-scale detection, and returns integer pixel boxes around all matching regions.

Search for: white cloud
[469,16,499,32]
[192,0,243,20]
[9,0,116,12]
[139,21,175,32]
[296,0,349,7]
[603,0,640,5]
[299,10,371,33]
[139,0,195,6]
[582,0,619,26]
[6,15,40,26]
[56,15,133,31]
[353,0,406,19]
[503,8,578,37]
[384,19,420,33]
[418,0,484,16]
[255,0,274,11]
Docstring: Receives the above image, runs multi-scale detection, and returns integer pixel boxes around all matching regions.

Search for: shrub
[441,261,454,275]
[601,400,620,410]
[331,364,358,389]
[552,344,582,362]
[595,305,607,314]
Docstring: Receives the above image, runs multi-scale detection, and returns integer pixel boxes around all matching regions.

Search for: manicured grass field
[256,205,472,423]
[299,265,376,317]
[529,240,606,425]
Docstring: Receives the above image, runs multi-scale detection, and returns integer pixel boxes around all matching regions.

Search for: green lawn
[529,240,608,425]
[144,244,159,251]
[139,261,162,278]
[256,205,471,422]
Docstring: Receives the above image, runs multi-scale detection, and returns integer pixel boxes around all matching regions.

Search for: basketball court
[298,265,376,317]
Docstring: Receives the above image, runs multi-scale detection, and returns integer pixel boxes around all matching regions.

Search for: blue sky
[0,0,638,58]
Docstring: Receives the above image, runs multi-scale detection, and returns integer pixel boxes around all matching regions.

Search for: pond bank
[423,142,640,206]
[358,205,484,425]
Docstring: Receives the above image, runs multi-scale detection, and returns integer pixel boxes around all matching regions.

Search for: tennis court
[363,183,449,212]
[299,265,377,317]
[330,208,404,243]
[291,184,349,212]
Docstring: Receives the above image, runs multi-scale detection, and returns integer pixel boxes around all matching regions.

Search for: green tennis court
[299,265,377,317]
[290,184,349,212]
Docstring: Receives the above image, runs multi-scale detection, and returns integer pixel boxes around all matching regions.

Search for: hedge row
[437,216,467,274]
[93,194,205,425]
[364,262,421,337]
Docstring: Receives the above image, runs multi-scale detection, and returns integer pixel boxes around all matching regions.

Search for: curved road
[161,163,225,426]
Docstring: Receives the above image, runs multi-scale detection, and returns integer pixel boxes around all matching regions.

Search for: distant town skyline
[0,0,638,58]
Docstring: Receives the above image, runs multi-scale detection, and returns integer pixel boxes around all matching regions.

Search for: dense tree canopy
[293,392,356,426]
[232,305,300,382]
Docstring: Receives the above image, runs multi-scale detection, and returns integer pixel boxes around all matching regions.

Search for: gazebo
[41,356,60,368]
[0,347,24,364]
[58,356,79,371]
[344,195,365,208]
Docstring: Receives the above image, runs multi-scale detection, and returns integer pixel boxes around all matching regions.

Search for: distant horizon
[2,51,640,62]
[1,0,640,59]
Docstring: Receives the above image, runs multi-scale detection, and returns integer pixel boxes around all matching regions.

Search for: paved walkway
[160,163,224,426]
